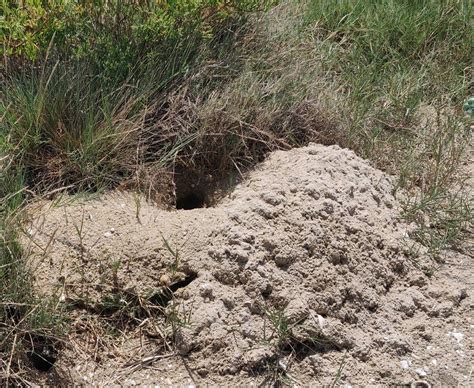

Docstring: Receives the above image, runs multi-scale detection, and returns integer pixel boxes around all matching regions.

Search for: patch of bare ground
[23,144,472,386]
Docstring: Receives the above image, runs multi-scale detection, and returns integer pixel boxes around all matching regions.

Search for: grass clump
[1,61,162,193]
[304,0,471,160]
[0,177,64,382]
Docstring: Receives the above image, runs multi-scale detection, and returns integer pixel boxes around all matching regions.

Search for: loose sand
[24,144,472,386]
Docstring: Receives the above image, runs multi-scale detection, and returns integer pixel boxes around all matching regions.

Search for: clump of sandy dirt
[23,144,472,386]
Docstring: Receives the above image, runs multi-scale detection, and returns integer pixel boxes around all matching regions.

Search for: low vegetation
[1,0,472,382]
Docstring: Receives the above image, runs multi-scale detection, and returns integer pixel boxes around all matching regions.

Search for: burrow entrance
[26,334,58,372]
[174,168,239,210]
[176,191,207,210]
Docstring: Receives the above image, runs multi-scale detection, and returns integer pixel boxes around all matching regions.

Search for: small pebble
[400,360,411,369]
[456,349,465,357]
[317,314,326,329]
[415,368,427,377]
[160,274,171,287]
[199,283,213,299]
[278,359,287,371]
[448,331,464,345]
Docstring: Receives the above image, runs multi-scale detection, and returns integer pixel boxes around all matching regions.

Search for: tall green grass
[2,64,143,192]
[305,0,471,147]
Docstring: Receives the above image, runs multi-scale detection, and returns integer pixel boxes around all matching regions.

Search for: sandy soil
[23,143,472,386]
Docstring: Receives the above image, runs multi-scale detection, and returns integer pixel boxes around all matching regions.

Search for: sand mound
[24,144,472,386]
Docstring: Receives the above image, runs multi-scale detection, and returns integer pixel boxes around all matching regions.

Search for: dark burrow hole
[280,337,342,361]
[174,169,213,210]
[151,271,198,307]
[176,192,206,210]
[3,307,58,373]
[26,334,58,372]
[174,168,239,210]
[411,382,431,388]
[261,284,273,299]
[68,271,198,328]
[4,304,23,324]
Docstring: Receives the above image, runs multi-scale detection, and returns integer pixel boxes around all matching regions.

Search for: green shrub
[1,0,269,81]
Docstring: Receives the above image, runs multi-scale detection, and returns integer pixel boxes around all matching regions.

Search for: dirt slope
[24,144,472,386]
